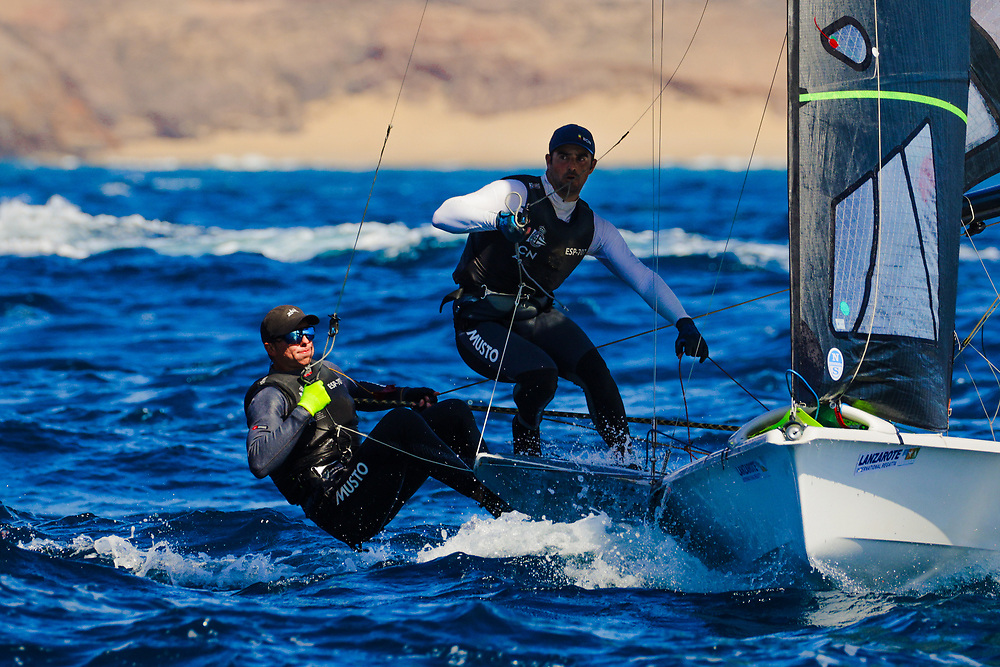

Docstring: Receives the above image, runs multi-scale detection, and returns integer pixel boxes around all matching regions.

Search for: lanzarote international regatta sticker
[854,447,920,475]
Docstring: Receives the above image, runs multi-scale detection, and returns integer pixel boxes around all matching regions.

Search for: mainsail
[789,1,969,430]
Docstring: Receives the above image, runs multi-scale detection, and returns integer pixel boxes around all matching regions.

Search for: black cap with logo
[260,305,320,342]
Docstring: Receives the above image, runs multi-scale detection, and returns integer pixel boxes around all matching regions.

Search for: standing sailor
[244,305,511,550]
[432,124,708,457]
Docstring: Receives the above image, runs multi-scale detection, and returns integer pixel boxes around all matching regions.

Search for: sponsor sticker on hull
[854,446,920,475]
[736,459,770,482]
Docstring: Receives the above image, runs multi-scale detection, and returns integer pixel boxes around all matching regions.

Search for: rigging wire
[650,0,666,446]
[609,13,787,438]
[463,403,735,434]
[958,231,1000,353]
[316,0,431,364]
[846,4,884,389]
[961,354,1000,440]
[474,281,527,454]
[678,31,786,410]
[956,221,1000,437]
[334,423,475,473]
[704,33,788,316]
[596,289,788,348]
[599,0,712,163]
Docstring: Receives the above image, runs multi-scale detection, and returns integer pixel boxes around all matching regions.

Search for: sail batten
[790,1,969,430]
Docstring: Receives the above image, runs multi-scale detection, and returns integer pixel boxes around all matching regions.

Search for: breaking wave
[0,195,792,270]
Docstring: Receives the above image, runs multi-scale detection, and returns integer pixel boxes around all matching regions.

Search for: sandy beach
[94,90,788,171]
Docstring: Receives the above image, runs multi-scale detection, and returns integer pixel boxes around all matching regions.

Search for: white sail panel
[833,125,938,341]
[967,81,999,151]
[860,126,938,339]
[832,180,874,333]
[972,0,1000,42]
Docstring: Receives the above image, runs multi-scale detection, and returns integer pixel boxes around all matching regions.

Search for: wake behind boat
[476,0,1000,590]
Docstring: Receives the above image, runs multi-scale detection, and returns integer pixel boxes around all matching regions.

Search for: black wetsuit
[244,360,508,549]
[448,175,630,454]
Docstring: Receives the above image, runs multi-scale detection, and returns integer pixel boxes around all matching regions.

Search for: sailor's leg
[453,318,558,454]
[510,369,557,455]
[305,443,415,549]
[528,311,631,454]
[420,398,489,466]
[368,408,511,515]
[571,348,630,454]
[308,407,511,547]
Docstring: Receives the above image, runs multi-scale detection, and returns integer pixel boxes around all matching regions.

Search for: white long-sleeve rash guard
[432,174,691,325]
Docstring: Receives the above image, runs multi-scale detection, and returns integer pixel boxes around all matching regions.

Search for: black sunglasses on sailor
[275,327,315,344]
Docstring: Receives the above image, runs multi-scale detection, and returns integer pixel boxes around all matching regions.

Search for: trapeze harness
[442,174,596,323]
[243,365,356,506]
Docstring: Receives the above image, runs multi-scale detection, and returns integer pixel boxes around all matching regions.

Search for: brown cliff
[0,0,785,166]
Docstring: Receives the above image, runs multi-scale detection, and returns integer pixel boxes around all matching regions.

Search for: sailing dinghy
[476,0,1000,589]
[655,0,1000,590]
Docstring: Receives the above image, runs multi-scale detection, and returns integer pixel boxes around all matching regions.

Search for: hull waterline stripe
[800,90,968,123]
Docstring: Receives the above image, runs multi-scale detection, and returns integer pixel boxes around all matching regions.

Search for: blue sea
[3,160,1000,666]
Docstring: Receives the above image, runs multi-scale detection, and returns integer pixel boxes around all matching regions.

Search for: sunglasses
[277,327,316,344]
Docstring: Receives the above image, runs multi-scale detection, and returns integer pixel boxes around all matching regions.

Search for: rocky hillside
[0,0,783,160]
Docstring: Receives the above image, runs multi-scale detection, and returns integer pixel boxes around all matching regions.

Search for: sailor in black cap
[433,124,708,458]
[244,305,510,549]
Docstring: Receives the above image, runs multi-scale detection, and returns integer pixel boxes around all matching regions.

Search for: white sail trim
[832,124,939,341]
[967,81,999,151]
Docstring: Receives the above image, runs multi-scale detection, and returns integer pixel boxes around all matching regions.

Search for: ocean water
[2,161,1000,666]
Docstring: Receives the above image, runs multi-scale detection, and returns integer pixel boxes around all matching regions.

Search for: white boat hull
[656,406,1000,588]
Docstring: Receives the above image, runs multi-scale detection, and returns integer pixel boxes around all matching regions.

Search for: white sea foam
[20,532,298,590]
[0,195,455,261]
[10,194,986,271]
[418,512,758,592]
[618,227,791,272]
[0,195,798,271]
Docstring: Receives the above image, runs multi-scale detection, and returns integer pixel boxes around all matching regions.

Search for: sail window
[821,17,873,71]
[967,80,999,152]
[831,122,939,341]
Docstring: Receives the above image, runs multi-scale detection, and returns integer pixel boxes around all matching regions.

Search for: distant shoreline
[91,91,788,171]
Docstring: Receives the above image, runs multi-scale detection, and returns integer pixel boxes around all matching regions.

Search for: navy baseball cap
[548,124,595,155]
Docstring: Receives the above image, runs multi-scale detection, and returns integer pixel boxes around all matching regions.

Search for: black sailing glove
[675,317,709,362]
[496,210,532,243]
[401,386,438,410]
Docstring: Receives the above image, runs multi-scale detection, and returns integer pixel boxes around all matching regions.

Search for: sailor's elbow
[431,209,454,232]
[247,444,273,478]
[432,200,470,233]
[248,460,270,479]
